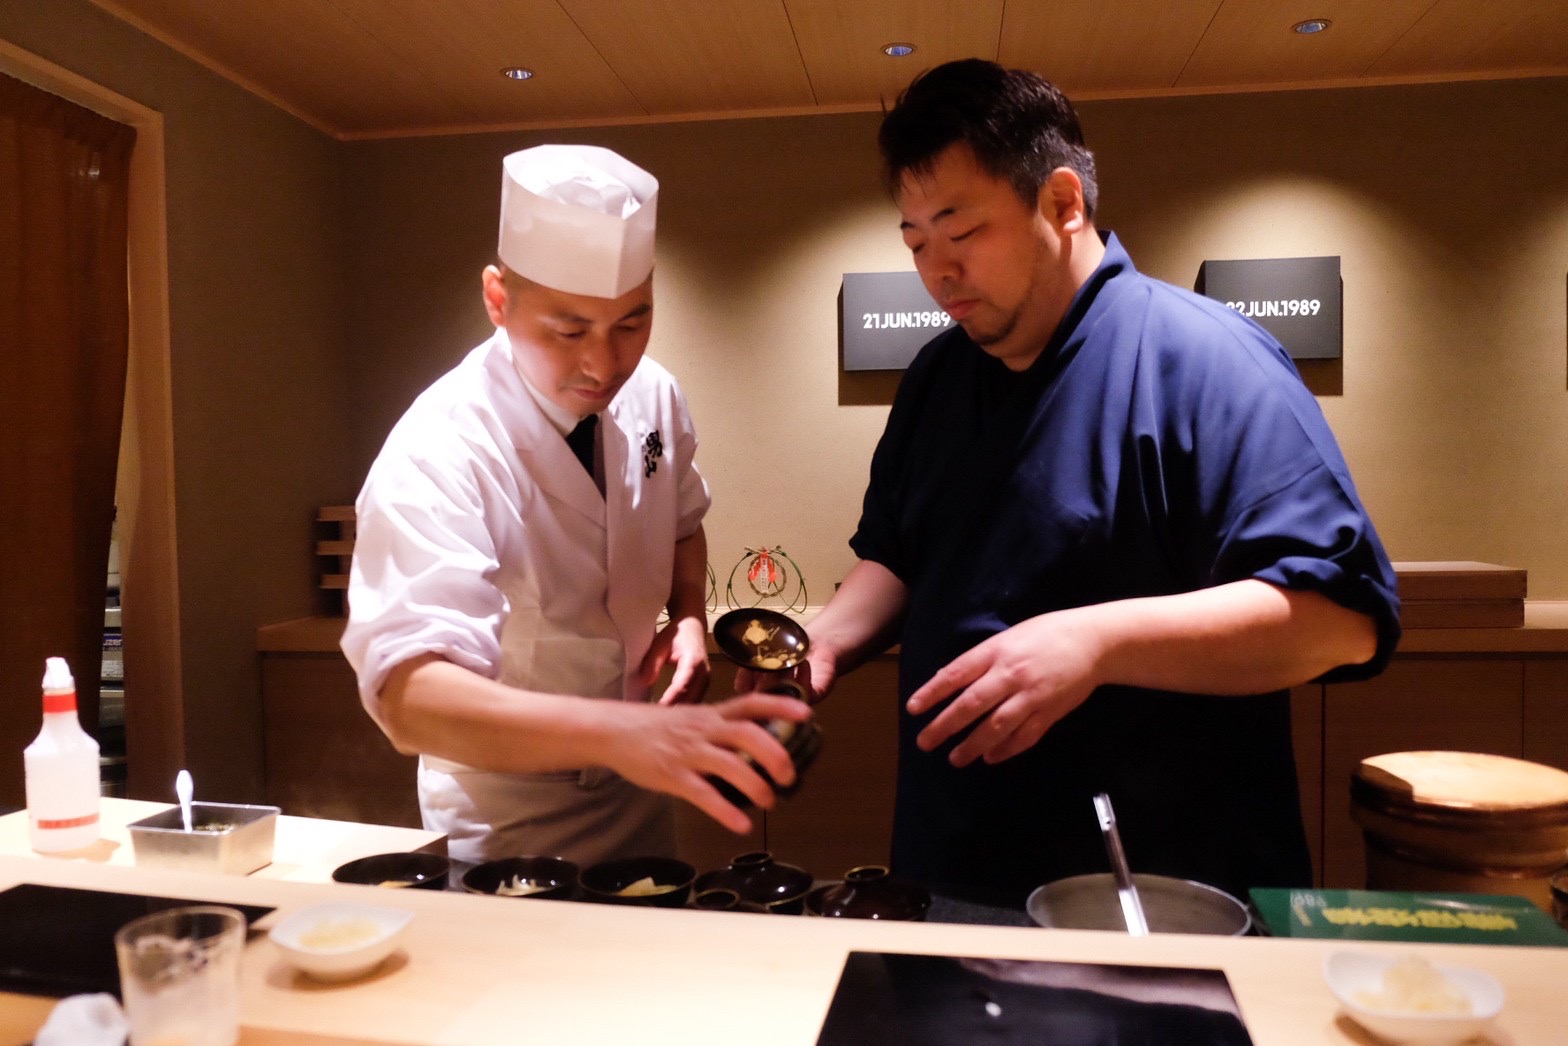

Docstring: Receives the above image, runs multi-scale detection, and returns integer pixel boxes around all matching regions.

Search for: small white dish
[1323,950,1504,1044]
[269,902,412,982]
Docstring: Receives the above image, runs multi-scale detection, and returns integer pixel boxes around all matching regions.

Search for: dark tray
[0,883,273,998]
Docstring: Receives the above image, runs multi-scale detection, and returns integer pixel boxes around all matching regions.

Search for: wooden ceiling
[90,0,1568,140]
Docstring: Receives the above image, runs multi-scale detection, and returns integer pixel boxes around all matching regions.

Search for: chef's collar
[513,360,585,437]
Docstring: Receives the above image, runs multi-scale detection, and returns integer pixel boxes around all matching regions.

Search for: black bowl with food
[579,856,696,908]
[462,856,578,900]
[712,608,810,672]
[331,851,450,891]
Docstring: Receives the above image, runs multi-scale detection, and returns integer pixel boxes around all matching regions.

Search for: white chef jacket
[341,328,710,865]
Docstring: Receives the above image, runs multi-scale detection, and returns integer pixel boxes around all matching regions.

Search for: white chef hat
[497,144,658,299]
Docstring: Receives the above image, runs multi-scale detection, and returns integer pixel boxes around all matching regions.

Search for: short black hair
[878,59,1098,218]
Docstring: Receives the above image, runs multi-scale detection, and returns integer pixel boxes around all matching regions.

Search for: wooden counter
[0,798,444,883]
[3,853,1565,1045]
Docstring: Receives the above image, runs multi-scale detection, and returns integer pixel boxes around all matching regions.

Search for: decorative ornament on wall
[726,546,808,614]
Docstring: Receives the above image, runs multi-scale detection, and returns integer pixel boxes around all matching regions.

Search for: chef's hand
[641,614,710,705]
[906,611,1099,767]
[608,694,812,834]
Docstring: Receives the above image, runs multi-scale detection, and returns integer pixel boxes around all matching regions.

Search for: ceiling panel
[785,0,1005,107]
[1177,0,1437,88]
[327,0,645,133]
[999,0,1223,94]
[82,0,1568,139]
[1366,0,1568,79]
[91,0,454,131]
[557,0,815,115]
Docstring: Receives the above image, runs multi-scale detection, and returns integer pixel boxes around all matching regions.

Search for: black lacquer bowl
[805,865,930,921]
[331,851,450,891]
[462,856,578,900]
[712,608,810,672]
[579,856,696,908]
[695,851,813,914]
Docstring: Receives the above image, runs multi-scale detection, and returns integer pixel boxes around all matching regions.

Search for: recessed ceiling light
[882,43,916,57]
[500,67,535,81]
[1292,19,1331,34]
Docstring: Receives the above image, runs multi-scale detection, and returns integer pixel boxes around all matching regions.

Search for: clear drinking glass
[114,905,245,1046]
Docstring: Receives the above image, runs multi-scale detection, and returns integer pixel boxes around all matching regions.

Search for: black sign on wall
[840,271,954,371]
[1195,255,1343,360]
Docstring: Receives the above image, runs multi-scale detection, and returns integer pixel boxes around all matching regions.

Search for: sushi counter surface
[2,805,1566,1043]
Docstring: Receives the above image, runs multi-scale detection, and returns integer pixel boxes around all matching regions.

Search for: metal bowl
[127,801,279,876]
[1026,873,1251,936]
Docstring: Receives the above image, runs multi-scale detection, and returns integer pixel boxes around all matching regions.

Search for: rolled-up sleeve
[340,454,508,725]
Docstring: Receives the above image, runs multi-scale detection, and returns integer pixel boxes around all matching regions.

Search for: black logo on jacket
[642,430,664,477]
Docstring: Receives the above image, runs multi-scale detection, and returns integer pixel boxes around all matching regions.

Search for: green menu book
[1249,888,1568,947]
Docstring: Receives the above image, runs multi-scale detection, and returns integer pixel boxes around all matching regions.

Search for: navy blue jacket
[851,233,1400,905]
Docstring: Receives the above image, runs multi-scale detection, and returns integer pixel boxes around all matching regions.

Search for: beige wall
[1,0,353,800]
[6,0,1567,802]
[343,79,1568,607]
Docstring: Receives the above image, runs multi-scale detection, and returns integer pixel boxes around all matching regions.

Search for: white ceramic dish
[268,902,412,982]
[1323,950,1504,1044]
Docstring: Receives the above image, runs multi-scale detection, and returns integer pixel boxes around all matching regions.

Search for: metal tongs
[1093,792,1149,936]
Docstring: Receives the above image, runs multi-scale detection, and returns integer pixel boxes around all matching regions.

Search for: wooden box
[1392,561,1526,629]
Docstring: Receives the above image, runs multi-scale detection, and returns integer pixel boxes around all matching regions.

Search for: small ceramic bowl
[1323,950,1504,1044]
[331,851,450,891]
[269,902,413,982]
[579,856,695,908]
[462,856,578,900]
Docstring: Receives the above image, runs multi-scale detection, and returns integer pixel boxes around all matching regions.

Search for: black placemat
[0,883,273,999]
[817,951,1254,1045]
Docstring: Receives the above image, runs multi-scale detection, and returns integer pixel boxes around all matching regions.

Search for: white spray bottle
[23,657,101,852]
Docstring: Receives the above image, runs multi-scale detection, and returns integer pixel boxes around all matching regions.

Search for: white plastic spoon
[176,769,193,832]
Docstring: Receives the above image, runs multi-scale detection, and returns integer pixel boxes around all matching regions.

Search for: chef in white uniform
[342,144,809,866]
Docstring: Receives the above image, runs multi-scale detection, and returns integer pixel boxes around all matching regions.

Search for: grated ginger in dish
[615,876,676,897]
[495,875,550,896]
[298,918,382,950]
[1354,956,1472,1015]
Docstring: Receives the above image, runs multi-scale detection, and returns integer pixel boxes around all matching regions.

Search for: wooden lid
[1354,751,1568,823]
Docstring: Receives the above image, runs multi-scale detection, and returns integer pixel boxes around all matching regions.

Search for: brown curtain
[0,72,135,807]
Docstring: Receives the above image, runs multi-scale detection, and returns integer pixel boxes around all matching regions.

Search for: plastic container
[23,657,101,853]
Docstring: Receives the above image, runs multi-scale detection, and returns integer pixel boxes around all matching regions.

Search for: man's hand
[733,644,836,705]
[604,693,813,834]
[641,614,710,705]
[906,611,1101,767]
[905,581,1381,768]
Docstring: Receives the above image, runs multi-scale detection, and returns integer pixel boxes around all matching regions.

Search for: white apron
[347,335,705,867]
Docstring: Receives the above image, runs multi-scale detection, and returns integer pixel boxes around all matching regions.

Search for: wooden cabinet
[259,650,420,829]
